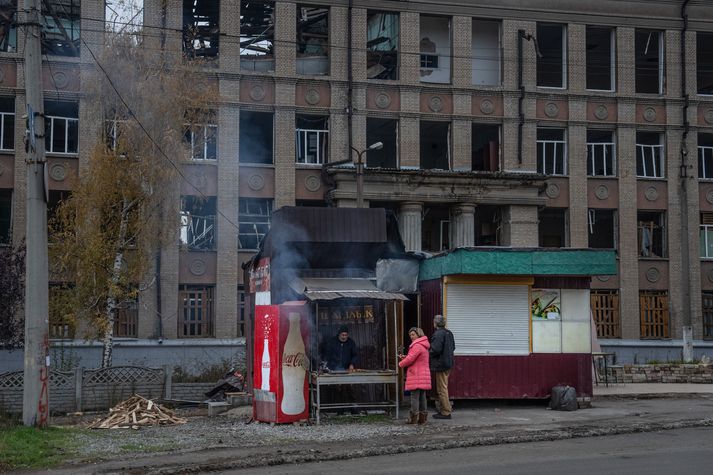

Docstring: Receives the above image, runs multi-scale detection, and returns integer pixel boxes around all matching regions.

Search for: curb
[594,392,713,400]
[127,417,713,475]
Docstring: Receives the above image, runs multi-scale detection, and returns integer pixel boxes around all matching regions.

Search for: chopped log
[88,394,187,429]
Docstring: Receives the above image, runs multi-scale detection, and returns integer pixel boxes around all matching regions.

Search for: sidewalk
[46,384,713,475]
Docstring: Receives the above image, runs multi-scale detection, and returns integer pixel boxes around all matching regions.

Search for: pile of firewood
[88,395,187,429]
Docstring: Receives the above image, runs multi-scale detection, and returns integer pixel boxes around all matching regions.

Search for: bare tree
[0,242,25,348]
[50,33,217,368]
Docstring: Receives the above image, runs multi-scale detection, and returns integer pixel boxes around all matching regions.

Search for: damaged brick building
[1,0,713,366]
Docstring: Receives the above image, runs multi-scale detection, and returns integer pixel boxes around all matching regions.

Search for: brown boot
[406,411,418,424]
[418,412,428,425]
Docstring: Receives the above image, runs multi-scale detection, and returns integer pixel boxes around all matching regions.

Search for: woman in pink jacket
[398,327,431,425]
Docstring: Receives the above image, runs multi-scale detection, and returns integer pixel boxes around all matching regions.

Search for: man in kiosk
[321,325,359,372]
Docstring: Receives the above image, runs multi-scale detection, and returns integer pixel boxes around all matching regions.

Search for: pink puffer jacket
[398,336,432,391]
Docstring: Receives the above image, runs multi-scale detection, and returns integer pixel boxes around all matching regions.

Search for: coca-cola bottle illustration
[260,315,272,391]
[280,313,306,415]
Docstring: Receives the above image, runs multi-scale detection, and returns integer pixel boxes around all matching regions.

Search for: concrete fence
[0,366,216,414]
[611,364,713,384]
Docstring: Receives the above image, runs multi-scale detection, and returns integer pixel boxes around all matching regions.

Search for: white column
[399,202,423,252]
[451,204,476,248]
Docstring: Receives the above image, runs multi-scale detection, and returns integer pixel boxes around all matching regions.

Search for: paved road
[225,427,713,475]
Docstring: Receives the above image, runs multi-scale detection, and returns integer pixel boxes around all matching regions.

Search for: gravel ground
[59,406,431,463]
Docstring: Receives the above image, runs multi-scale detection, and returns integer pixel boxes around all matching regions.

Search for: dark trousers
[410,389,427,413]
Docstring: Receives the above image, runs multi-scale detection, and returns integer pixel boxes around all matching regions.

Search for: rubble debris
[205,369,246,401]
[88,395,187,429]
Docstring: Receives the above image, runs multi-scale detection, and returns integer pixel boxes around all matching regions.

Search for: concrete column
[275,2,296,77]
[400,12,420,86]
[567,24,586,93]
[452,16,472,88]
[617,125,640,340]
[568,122,588,248]
[451,204,476,248]
[215,101,240,338]
[399,202,423,252]
[502,205,538,247]
[345,7,365,82]
[220,0,240,74]
[399,116,419,169]
[274,107,296,209]
[617,28,635,95]
[452,119,471,171]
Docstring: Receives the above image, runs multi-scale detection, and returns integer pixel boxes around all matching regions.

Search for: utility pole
[22,0,50,427]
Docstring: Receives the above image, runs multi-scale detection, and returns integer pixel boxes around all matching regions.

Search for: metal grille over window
[114,297,139,338]
[587,130,615,176]
[537,128,567,175]
[179,285,214,337]
[239,198,272,250]
[636,132,664,178]
[44,101,79,155]
[639,290,669,339]
[591,290,621,338]
[180,196,216,250]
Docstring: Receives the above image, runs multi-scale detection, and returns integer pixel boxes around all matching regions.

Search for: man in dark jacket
[322,325,358,372]
[429,314,455,419]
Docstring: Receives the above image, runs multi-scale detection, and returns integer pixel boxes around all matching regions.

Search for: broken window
[639,290,669,339]
[0,97,14,151]
[587,130,615,177]
[114,294,138,338]
[537,128,567,175]
[296,5,329,75]
[698,32,713,95]
[0,1,17,52]
[44,101,78,155]
[366,118,397,168]
[539,208,568,248]
[239,198,272,250]
[42,0,80,56]
[239,111,273,164]
[699,133,713,179]
[295,115,328,164]
[183,0,219,59]
[367,11,399,80]
[700,212,713,258]
[537,23,566,88]
[635,29,663,94]
[703,292,713,340]
[586,26,614,91]
[179,285,214,337]
[240,1,275,72]
[474,205,501,246]
[184,119,217,160]
[636,131,664,178]
[472,19,501,86]
[421,204,451,252]
[420,121,450,170]
[588,209,617,249]
[638,211,666,258]
[420,15,451,84]
[591,290,621,339]
[106,0,143,35]
[0,189,10,244]
[180,196,216,250]
[472,124,500,172]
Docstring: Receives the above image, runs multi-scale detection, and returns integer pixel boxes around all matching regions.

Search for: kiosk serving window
[445,283,530,355]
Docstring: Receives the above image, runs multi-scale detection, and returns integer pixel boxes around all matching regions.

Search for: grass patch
[0,425,84,471]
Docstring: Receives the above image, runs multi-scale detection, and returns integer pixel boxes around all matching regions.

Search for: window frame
[696,31,713,96]
[0,110,14,151]
[639,290,670,339]
[636,132,664,179]
[587,131,616,177]
[591,290,621,339]
[45,114,79,155]
[185,123,218,161]
[295,115,329,165]
[114,296,139,338]
[699,143,713,180]
[536,128,567,176]
[585,26,615,92]
[635,29,664,95]
[536,22,567,89]
[238,198,273,250]
[178,285,214,338]
[637,211,667,258]
[180,196,217,251]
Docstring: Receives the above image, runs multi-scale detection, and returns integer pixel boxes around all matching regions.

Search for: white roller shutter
[446,283,530,355]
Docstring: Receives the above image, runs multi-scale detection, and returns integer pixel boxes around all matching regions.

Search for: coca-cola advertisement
[253,302,310,423]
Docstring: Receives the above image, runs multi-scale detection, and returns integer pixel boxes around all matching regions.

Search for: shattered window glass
[296,5,329,75]
[241,1,274,72]
[180,196,216,250]
[105,0,143,35]
[183,0,219,59]
[238,198,272,250]
[367,11,398,80]
[42,0,80,57]
[0,1,17,53]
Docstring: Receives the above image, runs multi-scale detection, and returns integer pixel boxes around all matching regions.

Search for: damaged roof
[290,277,408,301]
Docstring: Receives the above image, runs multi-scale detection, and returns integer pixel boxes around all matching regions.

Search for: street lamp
[352,141,383,208]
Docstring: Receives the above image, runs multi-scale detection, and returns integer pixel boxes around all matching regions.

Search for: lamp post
[352,141,383,208]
